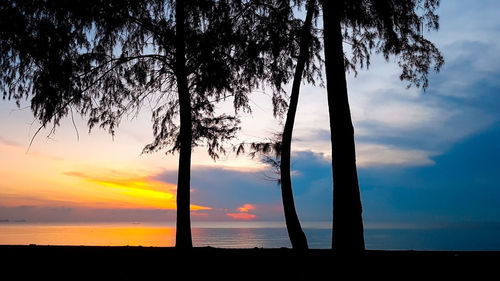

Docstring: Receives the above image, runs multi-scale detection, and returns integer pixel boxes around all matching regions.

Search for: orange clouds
[64,170,211,211]
[226,213,257,220]
[237,203,256,213]
[227,203,257,220]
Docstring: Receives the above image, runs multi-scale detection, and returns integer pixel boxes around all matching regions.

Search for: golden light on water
[0,222,296,248]
[0,224,177,247]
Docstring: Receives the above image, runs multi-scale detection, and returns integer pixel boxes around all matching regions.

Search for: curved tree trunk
[175,0,193,249]
[280,0,316,250]
[321,0,365,252]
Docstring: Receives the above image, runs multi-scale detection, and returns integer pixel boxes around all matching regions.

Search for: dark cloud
[153,166,282,210]
[289,151,332,221]
[152,151,334,222]
[347,39,500,167]
[0,206,177,222]
[358,122,500,225]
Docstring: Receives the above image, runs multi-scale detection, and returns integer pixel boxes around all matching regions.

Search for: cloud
[64,169,210,211]
[286,151,332,221]
[356,143,435,167]
[153,166,282,209]
[430,0,500,46]
[153,163,331,221]
[290,36,500,169]
[152,166,288,221]
[0,205,177,222]
[277,0,500,170]
[358,122,500,225]
[0,193,82,209]
[225,203,258,220]
[237,204,256,213]
[226,213,257,220]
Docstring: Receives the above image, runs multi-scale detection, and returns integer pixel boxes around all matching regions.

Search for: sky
[1,0,500,229]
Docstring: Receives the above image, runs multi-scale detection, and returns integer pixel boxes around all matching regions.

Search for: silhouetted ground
[1,245,499,279]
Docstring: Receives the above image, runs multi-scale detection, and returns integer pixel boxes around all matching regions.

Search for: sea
[1,221,500,250]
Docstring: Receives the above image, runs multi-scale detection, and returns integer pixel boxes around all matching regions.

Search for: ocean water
[1,222,500,250]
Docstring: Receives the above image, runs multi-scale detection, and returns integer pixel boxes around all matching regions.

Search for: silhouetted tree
[278,0,318,250]
[320,0,444,252]
[0,0,294,248]
[235,0,323,250]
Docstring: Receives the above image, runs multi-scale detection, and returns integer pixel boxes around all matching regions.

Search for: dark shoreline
[2,245,499,279]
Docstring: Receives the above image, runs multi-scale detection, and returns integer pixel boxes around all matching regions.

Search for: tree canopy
[1,0,320,157]
[341,0,443,88]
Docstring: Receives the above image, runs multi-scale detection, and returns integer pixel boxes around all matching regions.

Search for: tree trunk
[279,0,316,250]
[321,0,365,252]
[175,0,193,249]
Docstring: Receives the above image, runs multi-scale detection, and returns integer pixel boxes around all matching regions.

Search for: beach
[2,245,499,279]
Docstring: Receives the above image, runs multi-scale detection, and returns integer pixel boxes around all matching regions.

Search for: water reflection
[0,223,294,248]
[0,223,176,247]
[3,223,500,249]
[193,228,291,248]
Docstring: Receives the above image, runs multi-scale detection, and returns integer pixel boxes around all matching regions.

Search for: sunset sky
[1,0,500,229]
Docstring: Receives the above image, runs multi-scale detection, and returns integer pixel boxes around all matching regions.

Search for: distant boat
[14,219,27,223]
[0,219,9,223]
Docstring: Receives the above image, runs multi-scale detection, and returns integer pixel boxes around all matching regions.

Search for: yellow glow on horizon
[190,205,212,211]
[96,181,175,201]
[0,142,212,211]
[80,174,212,211]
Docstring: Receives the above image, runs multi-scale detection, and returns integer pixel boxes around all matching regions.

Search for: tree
[278,0,318,250]
[320,0,443,252]
[0,0,288,248]
[235,0,323,250]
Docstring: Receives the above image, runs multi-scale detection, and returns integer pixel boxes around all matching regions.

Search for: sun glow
[96,181,175,201]
[0,141,214,214]
[71,172,212,211]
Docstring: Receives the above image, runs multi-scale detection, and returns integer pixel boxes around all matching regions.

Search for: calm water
[1,222,500,250]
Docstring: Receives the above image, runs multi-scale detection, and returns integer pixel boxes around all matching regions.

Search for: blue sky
[1,0,500,229]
